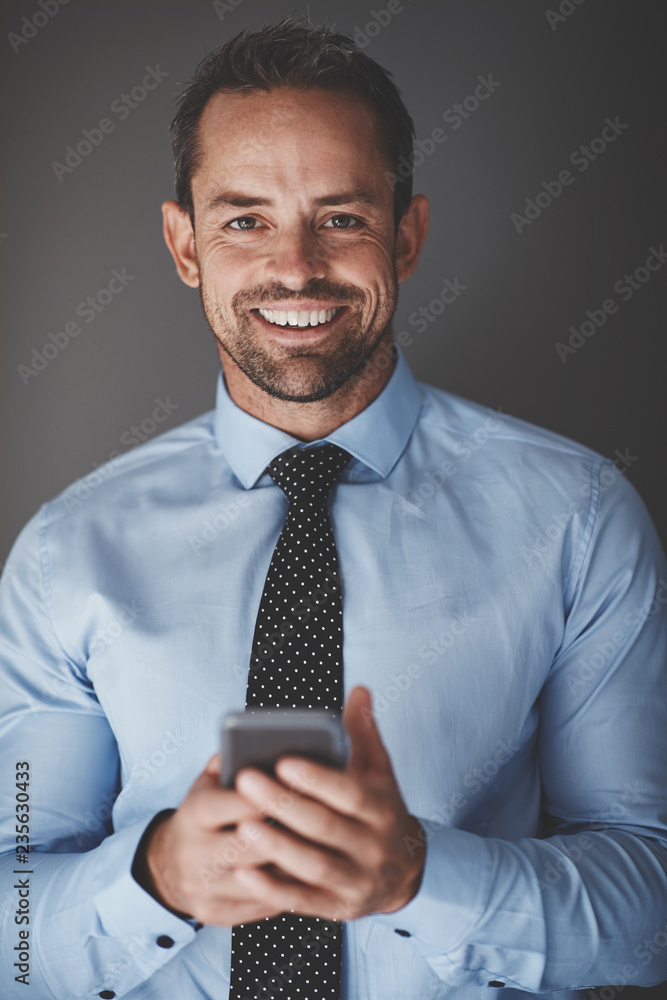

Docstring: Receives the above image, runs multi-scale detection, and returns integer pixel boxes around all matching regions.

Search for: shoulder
[46,405,218,525]
[417,381,602,465]
[413,380,610,493]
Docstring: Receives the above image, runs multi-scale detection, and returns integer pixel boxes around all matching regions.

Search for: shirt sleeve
[371,462,667,993]
[0,506,196,1000]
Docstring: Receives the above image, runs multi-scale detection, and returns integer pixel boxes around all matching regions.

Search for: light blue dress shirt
[1,348,667,1000]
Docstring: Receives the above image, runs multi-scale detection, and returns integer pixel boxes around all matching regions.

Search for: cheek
[336,246,396,289]
[200,255,250,303]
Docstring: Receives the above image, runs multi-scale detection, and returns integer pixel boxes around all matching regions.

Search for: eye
[323,214,361,229]
[227,216,260,230]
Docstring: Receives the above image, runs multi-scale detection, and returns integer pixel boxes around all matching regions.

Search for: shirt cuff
[369,823,491,962]
[94,814,197,951]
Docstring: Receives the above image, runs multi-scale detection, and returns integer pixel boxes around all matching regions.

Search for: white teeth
[257,306,340,328]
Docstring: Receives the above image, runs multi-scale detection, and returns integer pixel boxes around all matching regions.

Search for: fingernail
[275,759,302,781]
[237,771,263,795]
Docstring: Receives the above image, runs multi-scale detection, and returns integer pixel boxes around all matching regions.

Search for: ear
[395,194,429,283]
[161,200,200,288]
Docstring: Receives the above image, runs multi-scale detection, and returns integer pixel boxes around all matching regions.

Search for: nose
[263,224,327,290]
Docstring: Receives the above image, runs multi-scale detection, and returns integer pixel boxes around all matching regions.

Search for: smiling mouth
[253,306,343,328]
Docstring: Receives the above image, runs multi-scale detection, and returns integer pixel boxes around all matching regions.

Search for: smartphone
[220,708,348,789]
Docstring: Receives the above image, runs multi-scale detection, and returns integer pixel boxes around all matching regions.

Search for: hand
[142,756,283,926]
[231,685,425,922]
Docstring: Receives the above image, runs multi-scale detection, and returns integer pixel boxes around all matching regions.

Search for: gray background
[1,2,666,996]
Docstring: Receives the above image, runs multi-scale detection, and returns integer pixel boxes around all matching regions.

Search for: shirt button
[99,992,116,998]
[488,982,505,988]
[156,935,174,948]
[394,928,411,937]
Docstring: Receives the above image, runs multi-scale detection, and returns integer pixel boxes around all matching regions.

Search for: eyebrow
[205,190,382,212]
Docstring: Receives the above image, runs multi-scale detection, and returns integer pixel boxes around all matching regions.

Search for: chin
[248,373,350,404]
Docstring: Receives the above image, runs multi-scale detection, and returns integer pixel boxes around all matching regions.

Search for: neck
[218,329,397,441]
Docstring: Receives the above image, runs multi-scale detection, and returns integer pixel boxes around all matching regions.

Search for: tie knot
[267,443,351,506]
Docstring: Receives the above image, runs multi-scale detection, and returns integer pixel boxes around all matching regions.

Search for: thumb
[343,686,389,772]
[204,752,222,777]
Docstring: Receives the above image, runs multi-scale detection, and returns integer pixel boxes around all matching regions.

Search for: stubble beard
[197,267,399,404]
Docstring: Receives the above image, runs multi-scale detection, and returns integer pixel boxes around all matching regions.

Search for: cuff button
[394,928,411,937]
[99,992,116,998]
[157,935,174,948]
[488,982,505,988]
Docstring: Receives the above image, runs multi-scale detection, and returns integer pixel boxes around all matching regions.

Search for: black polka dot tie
[229,443,351,1000]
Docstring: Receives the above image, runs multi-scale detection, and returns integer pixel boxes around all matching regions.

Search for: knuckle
[307,809,330,841]
[363,837,388,871]
[188,793,212,827]
[309,855,334,885]
[347,877,371,912]
[379,804,400,829]
[346,785,367,815]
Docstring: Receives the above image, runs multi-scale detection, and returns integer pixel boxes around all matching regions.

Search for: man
[1,18,666,1000]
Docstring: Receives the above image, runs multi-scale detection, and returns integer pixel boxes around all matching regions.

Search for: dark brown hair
[170,17,416,230]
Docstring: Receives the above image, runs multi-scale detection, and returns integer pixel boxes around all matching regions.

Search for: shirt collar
[212,346,424,488]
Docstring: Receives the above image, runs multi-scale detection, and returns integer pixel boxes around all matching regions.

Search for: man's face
[189,86,400,403]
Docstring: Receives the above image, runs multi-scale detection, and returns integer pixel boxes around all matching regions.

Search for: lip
[251,306,347,340]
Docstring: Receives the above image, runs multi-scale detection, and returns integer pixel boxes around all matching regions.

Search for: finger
[343,685,393,774]
[274,755,380,824]
[234,867,347,923]
[236,766,374,842]
[195,870,296,926]
[189,772,266,831]
[236,818,357,891]
[204,752,222,776]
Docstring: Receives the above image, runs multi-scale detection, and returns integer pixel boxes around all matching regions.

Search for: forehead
[192,86,390,202]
